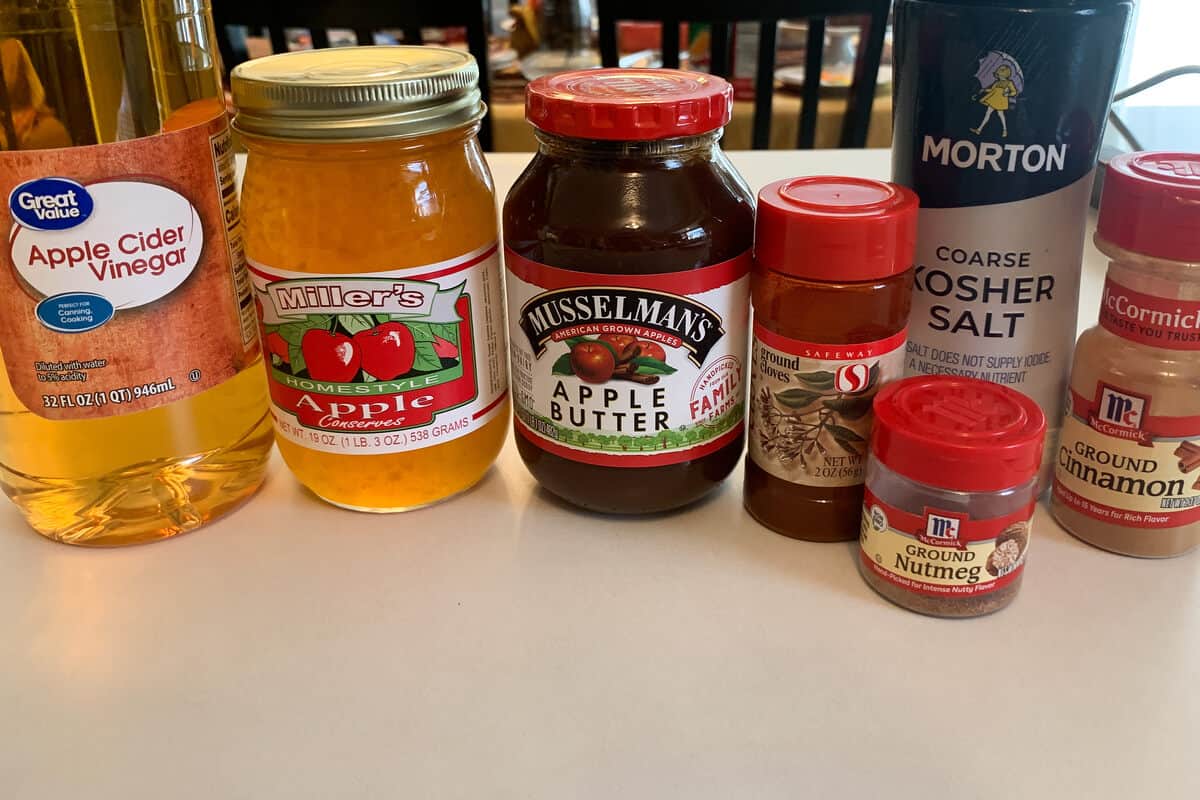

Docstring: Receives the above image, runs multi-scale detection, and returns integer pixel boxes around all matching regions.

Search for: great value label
[505,249,750,467]
[250,243,508,455]
[0,112,256,419]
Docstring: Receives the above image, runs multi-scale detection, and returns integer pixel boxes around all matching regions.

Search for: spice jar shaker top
[745,177,917,542]
[1052,152,1200,558]
[859,375,1046,617]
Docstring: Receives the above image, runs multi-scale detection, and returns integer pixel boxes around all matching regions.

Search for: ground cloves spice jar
[858,375,1046,617]
[233,47,509,511]
[503,69,754,513]
[745,177,917,541]
[1052,152,1200,557]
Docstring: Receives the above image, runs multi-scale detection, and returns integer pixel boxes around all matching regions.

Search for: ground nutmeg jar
[503,69,754,513]
[1053,152,1200,557]
[233,47,509,511]
[858,375,1046,617]
[745,177,916,541]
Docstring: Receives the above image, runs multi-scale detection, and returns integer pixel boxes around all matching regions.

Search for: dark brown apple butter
[502,69,754,513]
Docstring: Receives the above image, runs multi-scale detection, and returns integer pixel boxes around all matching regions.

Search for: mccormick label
[505,249,749,466]
[0,113,257,419]
[250,243,508,455]
[1055,389,1200,529]
[892,0,1131,430]
[1054,278,1200,527]
[860,489,1035,598]
[1098,276,1200,350]
[748,324,906,487]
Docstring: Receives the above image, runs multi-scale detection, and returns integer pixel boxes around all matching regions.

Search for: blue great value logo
[8,177,94,231]
[35,293,114,333]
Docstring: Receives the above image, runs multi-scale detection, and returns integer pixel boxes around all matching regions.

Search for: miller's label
[505,249,749,467]
[892,0,1132,429]
[250,243,508,455]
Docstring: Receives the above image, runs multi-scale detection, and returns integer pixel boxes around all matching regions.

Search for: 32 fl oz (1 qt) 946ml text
[41,377,179,410]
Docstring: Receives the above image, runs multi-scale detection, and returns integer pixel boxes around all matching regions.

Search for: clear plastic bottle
[0,1,272,545]
[1052,152,1200,558]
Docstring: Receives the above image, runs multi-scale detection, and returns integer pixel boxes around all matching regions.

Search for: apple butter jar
[504,69,754,513]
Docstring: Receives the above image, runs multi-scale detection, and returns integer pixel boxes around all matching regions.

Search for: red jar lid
[1097,152,1200,263]
[755,176,919,282]
[871,376,1046,493]
[525,68,732,141]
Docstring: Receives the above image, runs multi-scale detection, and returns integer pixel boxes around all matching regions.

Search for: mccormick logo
[920,50,1067,174]
[518,287,725,367]
[1087,383,1153,446]
[262,278,463,324]
[926,513,960,541]
[917,509,968,548]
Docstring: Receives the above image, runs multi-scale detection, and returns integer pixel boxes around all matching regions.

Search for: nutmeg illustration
[986,522,1029,577]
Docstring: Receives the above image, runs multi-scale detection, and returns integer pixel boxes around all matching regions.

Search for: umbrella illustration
[970,51,1024,137]
[976,51,1024,96]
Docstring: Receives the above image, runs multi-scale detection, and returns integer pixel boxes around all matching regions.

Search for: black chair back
[597,1,890,149]
[212,1,495,150]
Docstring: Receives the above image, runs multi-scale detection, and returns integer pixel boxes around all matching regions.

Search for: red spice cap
[871,376,1046,493]
[1097,152,1200,263]
[755,177,919,282]
[525,69,732,141]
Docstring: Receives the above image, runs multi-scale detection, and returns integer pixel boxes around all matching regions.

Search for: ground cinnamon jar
[745,177,917,541]
[858,375,1046,617]
[504,69,754,513]
[1052,152,1200,557]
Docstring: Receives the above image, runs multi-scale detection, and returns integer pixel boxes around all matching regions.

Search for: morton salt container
[891,0,1132,481]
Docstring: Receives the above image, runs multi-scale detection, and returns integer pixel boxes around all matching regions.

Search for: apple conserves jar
[504,69,754,513]
[233,47,509,511]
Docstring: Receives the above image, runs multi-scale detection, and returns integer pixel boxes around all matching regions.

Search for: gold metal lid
[231,46,484,142]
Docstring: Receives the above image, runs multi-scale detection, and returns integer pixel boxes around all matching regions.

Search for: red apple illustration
[353,321,416,380]
[637,340,667,362]
[265,331,290,363]
[302,329,360,382]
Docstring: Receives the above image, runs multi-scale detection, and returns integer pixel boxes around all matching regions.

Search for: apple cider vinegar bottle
[0,1,273,545]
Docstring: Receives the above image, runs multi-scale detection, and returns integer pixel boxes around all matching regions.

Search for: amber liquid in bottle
[744,271,912,541]
[0,1,272,545]
[504,132,754,513]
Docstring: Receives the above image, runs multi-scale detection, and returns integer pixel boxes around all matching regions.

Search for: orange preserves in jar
[233,47,509,511]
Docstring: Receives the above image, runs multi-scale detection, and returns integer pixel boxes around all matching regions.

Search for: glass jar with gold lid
[232,46,509,511]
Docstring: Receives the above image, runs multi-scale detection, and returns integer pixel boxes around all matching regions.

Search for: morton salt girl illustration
[504,69,754,513]
[233,47,508,511]
[892,0,1132,482]
[0,1,271,545]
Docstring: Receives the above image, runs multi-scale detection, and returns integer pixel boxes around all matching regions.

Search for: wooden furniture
[597,0,891,149]
[211,0,495,150]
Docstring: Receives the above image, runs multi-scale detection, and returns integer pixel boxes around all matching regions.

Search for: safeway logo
[834,362,871,393]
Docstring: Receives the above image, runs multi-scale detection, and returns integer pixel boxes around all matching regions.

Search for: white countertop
[3,150,1197,799]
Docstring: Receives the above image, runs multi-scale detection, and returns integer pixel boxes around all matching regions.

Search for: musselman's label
[505,249,749,468]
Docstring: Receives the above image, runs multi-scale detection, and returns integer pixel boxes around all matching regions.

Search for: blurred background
[2,0,1195,154]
